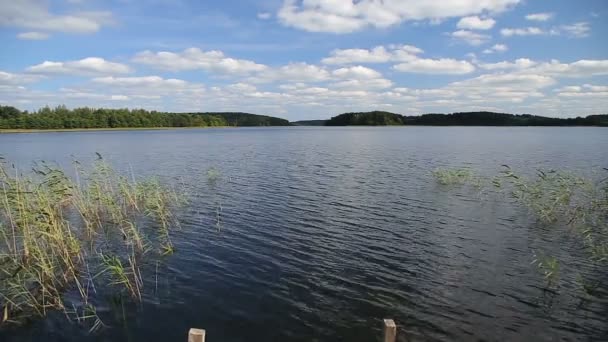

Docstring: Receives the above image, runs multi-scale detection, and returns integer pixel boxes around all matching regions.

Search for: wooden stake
[188,328,206,342]
[383,319,396,342]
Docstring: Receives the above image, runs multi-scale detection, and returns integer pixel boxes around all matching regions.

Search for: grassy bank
[0,155,185,328]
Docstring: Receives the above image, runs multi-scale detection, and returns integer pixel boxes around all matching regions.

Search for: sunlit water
[1,127,607,341]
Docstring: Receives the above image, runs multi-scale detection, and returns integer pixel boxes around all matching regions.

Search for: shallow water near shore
[1,126,607,341]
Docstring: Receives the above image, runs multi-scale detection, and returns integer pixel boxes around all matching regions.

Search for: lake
[1,127,607,341]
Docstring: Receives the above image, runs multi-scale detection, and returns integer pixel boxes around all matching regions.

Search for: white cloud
[394,58,475,74]
[502,22,591,38]
[534,59,608,77]
[556,84,608,98]
[501,27,544,36]
[17,31,50,40]
[92,76,189,88]
[477,58,608,77]
[331,78,393,90]
[457,16,496,30]
[257,12,272,20]
[323,44,475,75]
[249,62,330,83]
[321,44,422,64]
[452,73,556,89]
[479,58,536,70]
[332,65,382,79]
[278,0,520,33]
[525,12,554,21]
[0,0,112,34]
[483,43,508,54]
[27,57,131,76]
[133,48,268,74]
[0,70,43,85]
[582,84,608,92]
[450,30,491,45]
[559,22,590,38]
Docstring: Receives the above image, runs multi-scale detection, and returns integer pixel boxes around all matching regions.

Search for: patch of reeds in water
[433,166,608,295]
[0,155,185,329]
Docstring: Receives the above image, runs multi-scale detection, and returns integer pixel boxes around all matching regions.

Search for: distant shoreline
[0,127,231,134]
[2,125,606,134]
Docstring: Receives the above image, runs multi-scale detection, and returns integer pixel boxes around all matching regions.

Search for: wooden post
[383,319,396,342]
[188,328,206,342]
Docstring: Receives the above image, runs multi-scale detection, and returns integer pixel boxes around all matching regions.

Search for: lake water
[1,127,607,341]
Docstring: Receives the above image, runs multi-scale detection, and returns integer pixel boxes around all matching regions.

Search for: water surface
[1,127,607,341]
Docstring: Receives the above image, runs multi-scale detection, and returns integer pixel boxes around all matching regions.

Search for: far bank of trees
[325,111,608,126]
[0,106,290,129]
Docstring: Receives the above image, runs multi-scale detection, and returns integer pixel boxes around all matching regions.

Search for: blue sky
[1,0,607,120]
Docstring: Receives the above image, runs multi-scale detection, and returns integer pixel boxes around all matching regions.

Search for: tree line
[325,111,608,126]
[0,106,290,129]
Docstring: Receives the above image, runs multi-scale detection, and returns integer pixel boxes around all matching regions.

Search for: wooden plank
[383,319,396,342]
[188,328,206,342]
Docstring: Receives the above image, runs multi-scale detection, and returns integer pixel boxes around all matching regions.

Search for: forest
[324,111,608,126]
[0,106,290,129]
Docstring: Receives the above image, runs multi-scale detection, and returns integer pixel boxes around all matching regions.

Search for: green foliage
[532,252,560,288]
[323,110,608,126]
[0,106,289,130]
[432,168,474,185]
[325,111,404,126]
[0,156,185,327]
[434,166,608,295]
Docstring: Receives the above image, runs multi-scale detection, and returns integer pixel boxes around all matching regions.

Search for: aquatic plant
[206,167,221,184]
[432,167,474,186]
[0,156,185,328]
[433,166,608,294]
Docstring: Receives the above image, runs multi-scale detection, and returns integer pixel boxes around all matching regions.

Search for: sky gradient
[1,0,607,121]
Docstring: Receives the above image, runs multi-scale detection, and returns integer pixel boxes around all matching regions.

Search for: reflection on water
[1,127,607,341]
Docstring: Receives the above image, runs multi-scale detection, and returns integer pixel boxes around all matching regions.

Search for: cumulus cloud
[26,57,131,76]
[479,58,536,70]
[477,58,608,77]
[321,44,474,75]
[132,48,268,74]
[501,27,544,36]
[257,12,272,20]
[450,30,491,45]
[17,31,50,40]
[394,58,475,74]
[277,0,520,33]
[0,70,43,85]
[502,22,591,38]
[456,16,496,30]
[555,84,608,98]
[321,44,422,64]
[332,65,382,79]
[559,22,590,38]
[483,43,508,54]
[248,62,330,83]
[0,0,112,34]
[525,12,554,21]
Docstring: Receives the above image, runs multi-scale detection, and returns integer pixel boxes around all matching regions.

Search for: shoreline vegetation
[0,106,290,131]
[0,155,185,329]
[321,111,608,126]
[1,106,606,133]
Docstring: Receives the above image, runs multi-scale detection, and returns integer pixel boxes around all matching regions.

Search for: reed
[434,166,608,293]
[432,167,474,186]
[0,155,185,328]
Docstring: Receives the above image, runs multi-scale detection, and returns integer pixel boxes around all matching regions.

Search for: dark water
[1,127,607,341]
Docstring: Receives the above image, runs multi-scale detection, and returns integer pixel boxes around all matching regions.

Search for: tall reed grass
[433,166,608,295]
[0,155,185,329]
